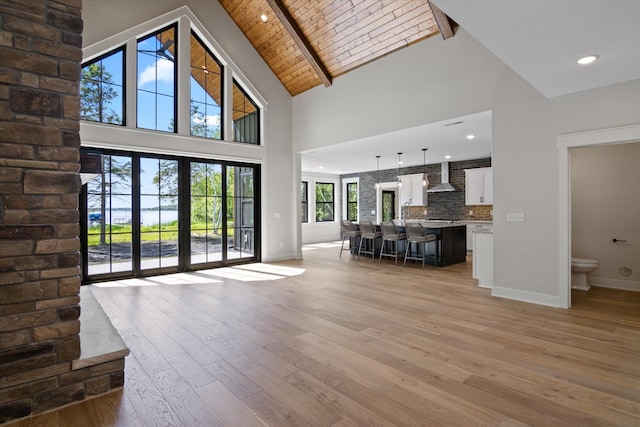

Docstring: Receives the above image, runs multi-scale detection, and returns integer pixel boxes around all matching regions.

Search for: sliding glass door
[81,149,260,282]
[139,157,180,271]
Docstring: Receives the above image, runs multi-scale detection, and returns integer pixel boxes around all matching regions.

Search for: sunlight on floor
[234,263,305,277]
[91,263,306,287]
[302,241,342,251]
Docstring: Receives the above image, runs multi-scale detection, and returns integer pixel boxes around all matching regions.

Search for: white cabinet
[465,222,493,250]
[472,230,493,288]
[465,167,492,205]
[399,174,426,206]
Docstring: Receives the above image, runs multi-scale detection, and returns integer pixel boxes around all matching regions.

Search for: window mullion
[177,16,191,135]
[125,38,137,128]
[223,69,233,141]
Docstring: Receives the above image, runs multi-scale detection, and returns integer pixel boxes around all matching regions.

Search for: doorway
[382,190,396,222]
[557,124,640,308]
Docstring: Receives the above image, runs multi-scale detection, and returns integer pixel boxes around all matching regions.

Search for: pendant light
[374,155,380,189]
[397,152,403,188]
[422,148,429,187]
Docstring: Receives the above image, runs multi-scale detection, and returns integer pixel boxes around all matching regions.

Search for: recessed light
[260,14,268,23]
[466,134,476,140]
[577,55,599,65]
[445,155,451,159]
[318,166,323,169]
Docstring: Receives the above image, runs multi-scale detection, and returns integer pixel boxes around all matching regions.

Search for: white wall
[571,143,640,291]
[293,28,640,306]
[82,0,296,262]
[301,173,341,244]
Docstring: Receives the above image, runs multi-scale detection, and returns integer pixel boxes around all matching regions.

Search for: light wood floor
[11,242,640,426]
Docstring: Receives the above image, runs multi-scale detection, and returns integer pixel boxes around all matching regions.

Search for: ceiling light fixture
[260,14,268,23]
[445,155,451,159]
[466,134,476,140]
[374,155,380,189]
[577,54,599,65]
[422,148,429,187]
[397,152,403,188]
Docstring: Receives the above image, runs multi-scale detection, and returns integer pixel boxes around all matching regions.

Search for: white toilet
[571,257,599,291]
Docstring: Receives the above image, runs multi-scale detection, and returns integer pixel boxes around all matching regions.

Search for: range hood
[427,162,456,192]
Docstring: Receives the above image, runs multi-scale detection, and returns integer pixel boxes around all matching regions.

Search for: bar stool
[357,220,381,260]
[404,222,438,268]
[339,220,360,258]
[379,221,407,264]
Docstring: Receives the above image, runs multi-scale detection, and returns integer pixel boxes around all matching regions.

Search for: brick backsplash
[0,1,126,423]
[343,158,492,222]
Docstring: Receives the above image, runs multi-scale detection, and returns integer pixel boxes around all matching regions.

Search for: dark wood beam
[265,0,332,87]
[427,0,455,40]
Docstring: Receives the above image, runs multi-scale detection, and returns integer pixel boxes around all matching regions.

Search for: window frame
[189,30,224,140]
[136,23,178,133]
[80,45,126,126]
[315,182,335,223]
[346,182,358,222]
[301,181,308,223]
[232,78,260,145]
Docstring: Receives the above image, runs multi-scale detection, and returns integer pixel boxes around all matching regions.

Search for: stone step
[72,287,129,370]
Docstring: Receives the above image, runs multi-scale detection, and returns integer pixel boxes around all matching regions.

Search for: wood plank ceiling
[218,0,455,96]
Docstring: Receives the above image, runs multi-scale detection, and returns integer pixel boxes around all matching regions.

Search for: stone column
[0,0,84,422]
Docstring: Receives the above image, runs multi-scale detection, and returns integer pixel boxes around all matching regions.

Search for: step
[72,286,129,370]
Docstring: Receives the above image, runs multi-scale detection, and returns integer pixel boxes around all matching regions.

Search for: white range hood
[427,162,456,192]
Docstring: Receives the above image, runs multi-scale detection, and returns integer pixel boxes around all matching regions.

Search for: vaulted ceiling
[218,0,455,96]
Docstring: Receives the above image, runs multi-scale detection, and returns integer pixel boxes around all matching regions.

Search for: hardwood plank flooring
[9,242,640,426]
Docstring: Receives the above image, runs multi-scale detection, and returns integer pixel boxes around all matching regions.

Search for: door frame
[557,123,640,308]
[80,148,261,283]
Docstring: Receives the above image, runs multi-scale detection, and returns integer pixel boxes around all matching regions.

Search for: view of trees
[80,62,122,124]
[315,183,334,222]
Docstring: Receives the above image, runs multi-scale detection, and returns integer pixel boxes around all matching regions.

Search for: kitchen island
[350,222,467,267]
[419,222,467,266]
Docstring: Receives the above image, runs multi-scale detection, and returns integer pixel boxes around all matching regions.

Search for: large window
[190,31,223,139]
[301,181,308,223]
[137,25,176,132]
[232,79,259,144]
[82,20,261,145]
[315,182,334,222]
[346,182,358,221]
[80,47,124,125]
[81,149,260,282]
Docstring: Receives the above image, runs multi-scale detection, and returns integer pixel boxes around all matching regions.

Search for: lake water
[89,210,178,226]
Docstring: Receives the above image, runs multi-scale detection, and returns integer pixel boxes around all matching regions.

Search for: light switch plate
[507,212,525,222]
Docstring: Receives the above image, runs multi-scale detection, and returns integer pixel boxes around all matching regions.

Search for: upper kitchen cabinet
[465,167,493,205]
[400,173,427,206]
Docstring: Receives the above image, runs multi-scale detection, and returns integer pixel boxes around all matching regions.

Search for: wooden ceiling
[218,0,455,96]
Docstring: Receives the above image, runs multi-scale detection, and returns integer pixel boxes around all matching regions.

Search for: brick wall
[343,158,492,222]
[0,1,123,423]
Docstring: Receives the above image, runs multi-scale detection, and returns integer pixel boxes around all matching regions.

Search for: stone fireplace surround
[0,1,128,423]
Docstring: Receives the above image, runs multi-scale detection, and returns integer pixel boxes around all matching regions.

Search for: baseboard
[590,276,640,292]
[491,286,562,308]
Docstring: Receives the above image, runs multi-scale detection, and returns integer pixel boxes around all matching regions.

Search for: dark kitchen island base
[350,223,467,267]
[423,224,467,267]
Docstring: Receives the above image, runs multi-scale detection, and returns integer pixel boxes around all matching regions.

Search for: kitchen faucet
[402,200,411,222]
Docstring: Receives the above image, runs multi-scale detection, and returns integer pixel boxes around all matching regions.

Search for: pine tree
[80,63,122,124]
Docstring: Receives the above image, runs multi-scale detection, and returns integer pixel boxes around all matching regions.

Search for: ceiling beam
[428,0,455,40]
[265,0,332,87]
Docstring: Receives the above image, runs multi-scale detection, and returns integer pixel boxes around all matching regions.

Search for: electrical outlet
[423,209,427,215]
[469,210,473,216]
